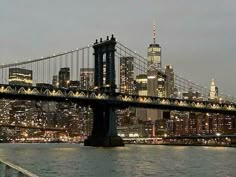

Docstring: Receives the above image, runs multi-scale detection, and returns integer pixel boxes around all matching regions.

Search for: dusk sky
[0,0,236,96]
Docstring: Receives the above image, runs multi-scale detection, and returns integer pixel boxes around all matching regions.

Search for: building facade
[59,67,70,88]
[147,19,164,121]
[165,65,175,98]
[80,68,94,90]
[135,74,147,121]
[209,79,218,100]
[120,57,135,94]
[9,68,33,86]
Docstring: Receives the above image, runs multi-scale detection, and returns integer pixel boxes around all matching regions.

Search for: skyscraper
[59,67,70,88]
[135,74,148,121]
[9,68,33,86]
[80,68,94,90]
[147,18,161,68]
[209,79,218,100]
[147,19,164,121]
[165,65,175,98]
[120,57,135,94]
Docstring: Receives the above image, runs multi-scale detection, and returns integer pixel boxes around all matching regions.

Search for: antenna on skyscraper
[153,18,156,44]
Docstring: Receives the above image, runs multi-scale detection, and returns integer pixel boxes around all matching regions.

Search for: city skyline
[0,1,236,96]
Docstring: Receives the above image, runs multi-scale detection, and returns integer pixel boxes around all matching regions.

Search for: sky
[0,0,236,96]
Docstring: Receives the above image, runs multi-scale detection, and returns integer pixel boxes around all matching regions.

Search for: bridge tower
[84,35,124,147]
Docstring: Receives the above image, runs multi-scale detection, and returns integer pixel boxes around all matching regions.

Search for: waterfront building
[59,67,70,88]
[9,68,33,86]
[80,68,94,90]
[143,119,155,137]
[117,124,144,138]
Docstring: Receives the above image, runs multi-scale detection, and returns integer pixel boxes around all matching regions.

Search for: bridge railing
[0,158,39,177]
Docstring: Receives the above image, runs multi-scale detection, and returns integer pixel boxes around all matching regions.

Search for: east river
[0,144,235,177]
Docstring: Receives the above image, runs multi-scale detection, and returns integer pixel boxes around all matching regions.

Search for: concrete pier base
[84,136,124,147]
[84,105,124,147]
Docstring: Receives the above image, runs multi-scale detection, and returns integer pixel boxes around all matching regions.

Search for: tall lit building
[147,19,161,68]
[147,19,164,121]
[120,57,135,94]
[165,65,174,98]
[135,74,148,121]
[80,68,94,90]
[209,79,218,100]
[59,67,70,88]
[9,68,33,86]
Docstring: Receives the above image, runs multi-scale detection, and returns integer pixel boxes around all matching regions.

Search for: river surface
[0,143,235,177]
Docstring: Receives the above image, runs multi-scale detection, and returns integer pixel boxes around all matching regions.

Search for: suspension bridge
[0,35,235,146]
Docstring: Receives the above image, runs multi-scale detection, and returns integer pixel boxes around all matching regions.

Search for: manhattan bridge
[0,35,235,146]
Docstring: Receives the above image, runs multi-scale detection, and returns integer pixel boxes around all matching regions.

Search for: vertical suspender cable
[65,54,68,67]
[71,52,73,81]
[82,49,84,88]
[76,50,79,81]
[48,58,51,83]
[87,47,90,90]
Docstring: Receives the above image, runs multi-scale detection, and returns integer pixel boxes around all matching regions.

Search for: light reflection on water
[0,144,235,177]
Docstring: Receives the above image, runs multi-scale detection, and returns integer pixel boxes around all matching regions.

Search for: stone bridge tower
[84,35,124,147]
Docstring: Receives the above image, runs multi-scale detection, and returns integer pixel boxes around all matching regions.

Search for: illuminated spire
[211,78,215,86]
[210,78,217,100]
[153,18,156,44]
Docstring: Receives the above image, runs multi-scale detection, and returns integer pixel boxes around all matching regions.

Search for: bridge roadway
[0,124,67,131]
[0,84,235,115]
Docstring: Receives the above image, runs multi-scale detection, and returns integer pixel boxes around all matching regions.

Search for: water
[0,144,235,177]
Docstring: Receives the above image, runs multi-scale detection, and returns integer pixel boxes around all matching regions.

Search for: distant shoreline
[125,143,236,147]
[1,141,236,147]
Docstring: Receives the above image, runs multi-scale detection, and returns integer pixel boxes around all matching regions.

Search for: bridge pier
[84,106,124,147]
